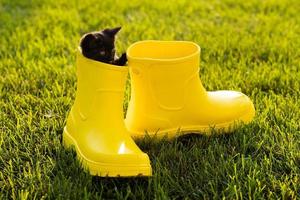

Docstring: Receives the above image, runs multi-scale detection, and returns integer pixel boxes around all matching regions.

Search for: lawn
[0,0,299,199]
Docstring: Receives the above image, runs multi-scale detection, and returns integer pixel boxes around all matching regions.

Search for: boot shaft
[73,49,128,125]
[127,41,205,111]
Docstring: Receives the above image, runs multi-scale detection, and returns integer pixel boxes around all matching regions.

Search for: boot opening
[127,40,200,60]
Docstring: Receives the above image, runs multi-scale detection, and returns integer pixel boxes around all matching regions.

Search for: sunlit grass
[0,0,299,199]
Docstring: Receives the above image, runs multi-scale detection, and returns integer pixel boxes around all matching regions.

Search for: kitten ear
[103,27,121,37]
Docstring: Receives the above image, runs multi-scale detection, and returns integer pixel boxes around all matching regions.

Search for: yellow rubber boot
[125,41,255,139]
[63,49,152,177]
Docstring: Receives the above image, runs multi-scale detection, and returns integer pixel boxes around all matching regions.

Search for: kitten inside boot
[80,27,127,66]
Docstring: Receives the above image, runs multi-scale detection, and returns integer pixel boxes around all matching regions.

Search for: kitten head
[80,27,121,62]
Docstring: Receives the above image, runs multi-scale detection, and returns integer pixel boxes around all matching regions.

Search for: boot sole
[62,127,152,177]
[130,109,255,140]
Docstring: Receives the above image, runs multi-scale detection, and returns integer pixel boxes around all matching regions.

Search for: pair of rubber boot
[63,41,255,177]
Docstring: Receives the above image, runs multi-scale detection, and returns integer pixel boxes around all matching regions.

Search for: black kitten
[80,27,127,66]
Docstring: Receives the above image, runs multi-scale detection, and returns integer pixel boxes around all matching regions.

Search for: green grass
[0,0,299,199]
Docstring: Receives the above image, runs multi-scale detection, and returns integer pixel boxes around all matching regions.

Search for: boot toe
[207,90,255,124]
[80,135,152,170]
[63,128,152,177]
[79,143,152,176]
